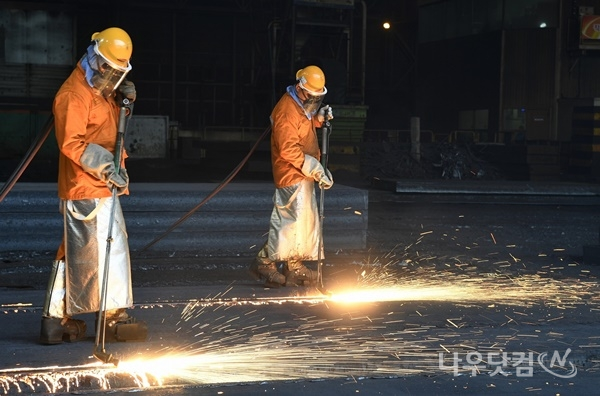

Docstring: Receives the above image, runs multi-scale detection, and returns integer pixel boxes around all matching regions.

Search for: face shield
[300,89,325,115]
[89,42,131,98]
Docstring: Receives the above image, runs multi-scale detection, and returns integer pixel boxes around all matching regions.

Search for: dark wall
[363,0,418,130]
[503,28,556,140]
[0,0,418,132]
[73,1,275,129]
[416,31,502,138]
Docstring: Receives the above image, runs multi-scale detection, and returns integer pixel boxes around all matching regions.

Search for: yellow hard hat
[296,65,327,96]
[91,27,132,71]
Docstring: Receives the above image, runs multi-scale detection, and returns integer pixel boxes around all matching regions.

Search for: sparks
[330,286,467,304]
[1,242,598,394]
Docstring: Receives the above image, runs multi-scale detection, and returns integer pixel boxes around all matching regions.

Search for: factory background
[1,0,599,183]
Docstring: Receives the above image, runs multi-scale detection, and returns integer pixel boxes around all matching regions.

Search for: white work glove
[317,105,333,123]
[301,154,334,189]
[324,168,333,187]
[117,79,136,103]
[80,143,129,194]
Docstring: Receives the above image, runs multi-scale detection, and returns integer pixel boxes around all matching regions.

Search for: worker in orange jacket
[250,65,334,288]
[40,27,145,344]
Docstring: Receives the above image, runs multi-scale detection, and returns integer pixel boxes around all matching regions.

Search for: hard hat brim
[298,81,327,96]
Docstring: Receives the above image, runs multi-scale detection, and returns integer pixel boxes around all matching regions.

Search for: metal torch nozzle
[94,350,120,367]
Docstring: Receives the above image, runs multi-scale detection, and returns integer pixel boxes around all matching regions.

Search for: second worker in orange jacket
[250,65,334,288]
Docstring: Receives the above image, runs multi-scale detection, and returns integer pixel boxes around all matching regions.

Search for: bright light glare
[383,22,391,29]
[330,286,469,304]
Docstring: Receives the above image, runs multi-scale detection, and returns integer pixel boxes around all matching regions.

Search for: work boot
[40,316,87,345]
[249,259,287,288]
[96,309,148,343]
[284,260,318,286]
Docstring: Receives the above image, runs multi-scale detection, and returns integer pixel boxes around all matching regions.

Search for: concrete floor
[0,180,599,395]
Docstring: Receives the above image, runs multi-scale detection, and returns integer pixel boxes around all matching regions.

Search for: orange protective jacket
[53,62,128,200]
[270,88,323,188]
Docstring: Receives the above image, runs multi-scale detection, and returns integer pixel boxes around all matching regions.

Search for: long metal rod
[94,101,129,365]
[318,184,325,288]
[94,179,119,359]
[317,120,331,292]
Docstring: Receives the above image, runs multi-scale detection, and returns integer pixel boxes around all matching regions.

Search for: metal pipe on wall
[361,0,367,105]
[171,11,177,123]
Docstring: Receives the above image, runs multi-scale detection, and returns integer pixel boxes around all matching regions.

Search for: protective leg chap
[39,260,87,344]
[267,180,321,262]
[42,260,66,318]
[64,198,133,316]
[253,179,321,288]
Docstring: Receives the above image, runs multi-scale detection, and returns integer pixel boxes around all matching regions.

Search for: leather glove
[301,154,333,189]
[317,105,333,123]
[118,80,136,103]
[80,143,128,192]
[116,168,129,195]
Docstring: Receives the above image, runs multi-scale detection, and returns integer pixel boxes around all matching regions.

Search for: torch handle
[321,120,331,168]
[114,98,131,173]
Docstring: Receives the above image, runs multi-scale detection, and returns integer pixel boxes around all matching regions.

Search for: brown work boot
[40,316,87,345]
[96,309,148,343]
[284,260,318,286]
[249,259,286,288]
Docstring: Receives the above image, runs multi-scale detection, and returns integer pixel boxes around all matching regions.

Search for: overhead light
[539,22,547,28]
[383,22,391,30]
